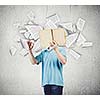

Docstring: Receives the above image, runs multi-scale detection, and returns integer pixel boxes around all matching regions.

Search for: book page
[39,29,52,49]
[53,28,66,46]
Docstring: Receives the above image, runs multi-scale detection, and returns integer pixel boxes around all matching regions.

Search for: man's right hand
[27,40,38,65]
[27,41,34,51]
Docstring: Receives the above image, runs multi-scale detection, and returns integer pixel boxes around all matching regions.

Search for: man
[27,40,67,95]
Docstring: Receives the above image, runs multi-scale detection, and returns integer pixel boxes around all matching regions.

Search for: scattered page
[19,29,27,34]
[25,25,42,35]
[9,46,17,56]
[76,18,85,31]
[14,35,21,43]
[29,32,39,40]
[66,33,79,48]
[58,22,73,32]
[82,41,93,48]
[69,49,81,60]
[27,11,35,21]
[23,32,31,39]
[44,20,57,29]
[76,33,87,46]
[19,49,29,57]
[46,13,60,24]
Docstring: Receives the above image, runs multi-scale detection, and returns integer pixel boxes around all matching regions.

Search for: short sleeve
[35,52,43,64]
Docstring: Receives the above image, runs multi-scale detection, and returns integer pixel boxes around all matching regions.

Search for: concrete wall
[0,5,100,95]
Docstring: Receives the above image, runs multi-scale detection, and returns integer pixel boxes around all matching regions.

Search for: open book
[39,28,67,49]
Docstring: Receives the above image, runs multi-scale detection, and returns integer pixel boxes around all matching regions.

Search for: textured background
[0,5,100,95]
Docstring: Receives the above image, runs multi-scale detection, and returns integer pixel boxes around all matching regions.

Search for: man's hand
[49,40,58,51]
[27,41,34,51]
[27,40,38,65]
[50,40,67,65]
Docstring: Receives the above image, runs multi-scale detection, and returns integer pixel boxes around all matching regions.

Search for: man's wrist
[54,46,58,52]
[29,49,32,54]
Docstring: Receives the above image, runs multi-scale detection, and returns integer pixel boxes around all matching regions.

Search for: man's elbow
[31,60,38,65]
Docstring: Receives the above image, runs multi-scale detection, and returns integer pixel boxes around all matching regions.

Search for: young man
[27,40,67,95]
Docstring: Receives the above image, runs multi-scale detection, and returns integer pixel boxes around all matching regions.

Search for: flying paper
[76,33,87,46]
[76,18,85,31]
[23,32,31,39]
[82,41,93,48]
[58,22,73,32]
[25,25,42,35]
[46,13,60,24]
[66,33,79,48]
[69,49,81,60]
[29,32,39,40]
[27,11,35,21]
[44,20,57,29]
[9,46,17,56]
[19,49,29,57]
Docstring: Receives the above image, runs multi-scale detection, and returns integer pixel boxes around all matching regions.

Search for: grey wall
[0,5,100,95]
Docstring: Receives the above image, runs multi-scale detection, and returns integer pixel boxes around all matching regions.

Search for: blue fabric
[43,84,63,95]
[35,47,67,86]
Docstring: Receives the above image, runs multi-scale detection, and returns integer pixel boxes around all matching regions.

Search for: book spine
[51,29,54,41]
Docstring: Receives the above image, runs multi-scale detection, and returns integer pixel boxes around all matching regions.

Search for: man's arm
[27,41,38,65]
[29,49,38,65]
[50,40,67,65]
[54,47,67,64]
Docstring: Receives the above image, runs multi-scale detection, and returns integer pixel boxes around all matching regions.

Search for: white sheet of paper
[69,49,81,60]
[25,25,42,35]
[27,11,35,21]
[23,32,31,39]
[19,29,27,34]
[14,35,21,43]
[72,24,77,33]
[27,21,34,25]
[58,22,73,32]
[44,20,57,29]
[29,32,39,40]
[9,46,17,56]
[19,49,29,57]
[76,33,87,46]
[20,39,29,50]
[66,33,79,48]
[46,13,60,24]
[76,18,85,31]
[13,22,21,28]
[82,41,93,47]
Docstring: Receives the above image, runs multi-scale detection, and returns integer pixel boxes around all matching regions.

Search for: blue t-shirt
[35,47,67,87]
